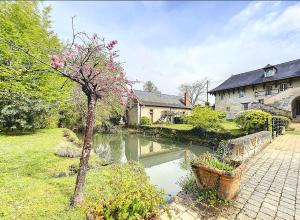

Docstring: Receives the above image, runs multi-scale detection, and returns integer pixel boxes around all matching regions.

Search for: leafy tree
[50,22,134,205]
[143,81,160,93]
[183,106,225,131]
[0,2,73,130]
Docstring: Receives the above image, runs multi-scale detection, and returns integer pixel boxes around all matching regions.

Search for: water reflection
[93,133,211,196]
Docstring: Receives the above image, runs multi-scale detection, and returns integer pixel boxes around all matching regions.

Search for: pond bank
[127,125,244,149]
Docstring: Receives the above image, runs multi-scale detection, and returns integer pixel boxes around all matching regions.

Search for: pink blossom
[64,51,73,61]
[107,40,118,50]
[49,32,134,105]
[50,55,65,69]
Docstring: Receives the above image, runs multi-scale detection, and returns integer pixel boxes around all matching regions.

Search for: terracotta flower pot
[217,163,245,200]
[192,163,245,200]
[192,164,220,189]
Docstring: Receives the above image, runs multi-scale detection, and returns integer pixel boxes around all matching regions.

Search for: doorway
[296,100,300,116]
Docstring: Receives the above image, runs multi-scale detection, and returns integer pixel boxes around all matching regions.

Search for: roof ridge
[230,58,300,77]
[209,58,300,93]
[133,89,181,98]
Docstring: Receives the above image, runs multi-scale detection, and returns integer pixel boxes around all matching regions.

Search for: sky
[45,1,300,102]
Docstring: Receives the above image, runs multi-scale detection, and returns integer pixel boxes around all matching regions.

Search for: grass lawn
[146,120,243,134]
[0,129,111,219]
[147,123,194,130]
[220,120,243,135]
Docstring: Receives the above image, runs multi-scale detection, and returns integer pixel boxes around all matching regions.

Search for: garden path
[161,133,300,220]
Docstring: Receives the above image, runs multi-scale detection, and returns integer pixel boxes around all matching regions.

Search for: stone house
[209,59,300,120]
[126,90,192,125]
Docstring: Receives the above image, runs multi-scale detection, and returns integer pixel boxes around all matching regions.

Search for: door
[296,100,300,115]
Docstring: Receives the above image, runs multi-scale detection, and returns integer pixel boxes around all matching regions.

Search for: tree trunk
[71,94,97,206]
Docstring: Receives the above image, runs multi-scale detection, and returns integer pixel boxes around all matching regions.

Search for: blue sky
[46,1,300,100]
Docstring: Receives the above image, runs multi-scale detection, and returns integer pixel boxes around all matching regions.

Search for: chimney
[184,91,189,106]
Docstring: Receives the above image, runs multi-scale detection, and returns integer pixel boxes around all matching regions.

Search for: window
[265,86,272,95]
[242,103,249,110]
[264,66,276,77]
[226,107,230,112]
[258,99,264,104]
[279,83,287,91]
[220,93,224,100]
[239,88,245,98]
[264,69,275,77]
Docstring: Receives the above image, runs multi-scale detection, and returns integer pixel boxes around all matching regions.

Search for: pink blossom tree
[51,25,134,206]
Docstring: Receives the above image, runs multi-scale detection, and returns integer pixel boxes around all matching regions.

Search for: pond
[92,133,212,197]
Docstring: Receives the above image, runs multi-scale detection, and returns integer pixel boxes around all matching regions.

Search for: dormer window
[239,88,245,97]
[263,64,277,78]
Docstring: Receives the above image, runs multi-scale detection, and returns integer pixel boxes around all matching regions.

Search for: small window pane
[242,103,249,110]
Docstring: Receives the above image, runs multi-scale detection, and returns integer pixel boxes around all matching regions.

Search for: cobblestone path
[161,134,300,220]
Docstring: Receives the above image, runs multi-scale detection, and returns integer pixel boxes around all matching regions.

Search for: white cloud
[120,2,300,102]
[48,2,300,104]
[229,1,266,26]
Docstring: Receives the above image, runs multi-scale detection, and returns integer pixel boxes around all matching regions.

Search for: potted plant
[191,152,245,200]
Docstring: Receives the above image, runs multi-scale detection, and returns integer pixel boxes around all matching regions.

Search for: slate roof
[133,90,192,109]
[209,58,300,93]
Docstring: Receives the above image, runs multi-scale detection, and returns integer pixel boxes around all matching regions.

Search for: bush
[183,106,225,131]
[179,174,229,206]
[0,93,50,132]
[85,162,166,220]
[140,116,151,125]
[235,110,271,134]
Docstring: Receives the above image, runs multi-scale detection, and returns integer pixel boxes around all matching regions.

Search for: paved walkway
[161,134,300,220]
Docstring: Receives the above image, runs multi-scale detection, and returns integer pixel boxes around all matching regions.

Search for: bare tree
[179,79,207,106]
[143,81,160,93]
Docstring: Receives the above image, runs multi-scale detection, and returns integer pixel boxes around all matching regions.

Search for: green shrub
[0,93,50,132]
[191,152,234,172]
[183,106,225,131]
[179,174,228,205]
[85,162,166,220]
[235,110,271,134]
[140,116,151,125]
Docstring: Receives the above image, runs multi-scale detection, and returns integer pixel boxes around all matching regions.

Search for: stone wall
[127,103,139,125]
[220,131,272,162]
